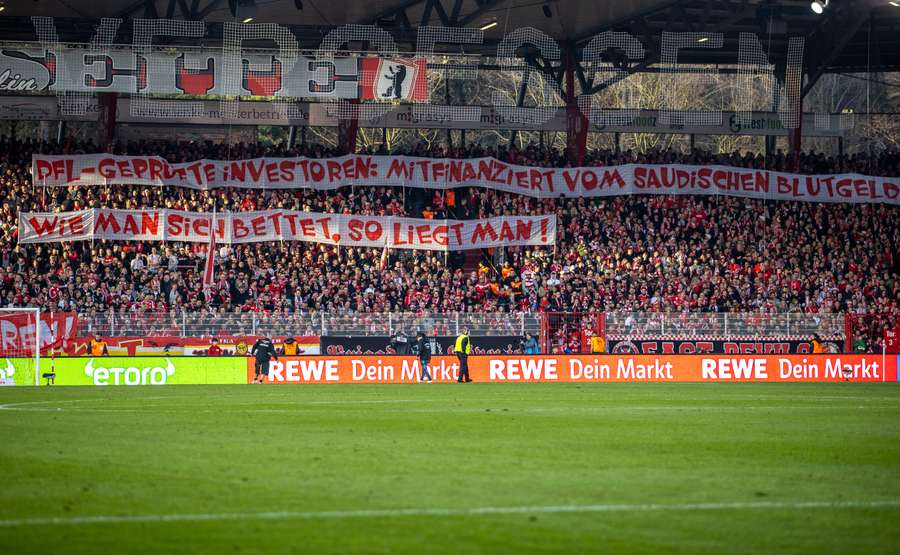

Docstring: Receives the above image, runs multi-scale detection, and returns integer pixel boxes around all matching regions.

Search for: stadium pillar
[338,99,360,154]
[97,92,118,150]
[288,125,297,148]
[564,46,588,166]
[789,95,803,170]
[56,120,66,145]
[765,134,775,157]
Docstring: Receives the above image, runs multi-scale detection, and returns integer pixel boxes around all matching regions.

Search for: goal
[0,308,41,386]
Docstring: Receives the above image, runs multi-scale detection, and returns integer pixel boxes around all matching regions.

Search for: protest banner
[32,154,900,204]
[18,209,556,251]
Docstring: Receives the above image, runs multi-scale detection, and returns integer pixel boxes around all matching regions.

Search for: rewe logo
[84,358,175,386]
[0,358,14,385]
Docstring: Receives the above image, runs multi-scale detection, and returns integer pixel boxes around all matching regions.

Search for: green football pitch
[2,384,900,554]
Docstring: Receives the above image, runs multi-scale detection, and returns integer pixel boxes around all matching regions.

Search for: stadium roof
[2,0,674,39]
[0,1,898,91]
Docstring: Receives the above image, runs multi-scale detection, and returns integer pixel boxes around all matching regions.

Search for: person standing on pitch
[414,331,433,383]
[454,327,472,382]
[251,336,278,384]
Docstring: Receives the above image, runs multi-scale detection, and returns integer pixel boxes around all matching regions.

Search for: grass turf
[1,383,900,554]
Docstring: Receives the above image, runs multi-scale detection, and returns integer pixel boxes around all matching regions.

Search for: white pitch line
[2,404,896,414]
[0,499,898,528]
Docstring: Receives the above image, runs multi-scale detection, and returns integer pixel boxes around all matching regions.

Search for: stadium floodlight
[891,1,900,6]
[810,1,828,14]
[231,0,257,22]
[479,20,498,31]
[0,2,5,14]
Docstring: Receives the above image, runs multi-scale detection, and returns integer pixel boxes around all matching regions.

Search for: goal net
[0,308,42,386]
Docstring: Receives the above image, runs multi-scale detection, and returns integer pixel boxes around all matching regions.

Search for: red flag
[203,208,216,290]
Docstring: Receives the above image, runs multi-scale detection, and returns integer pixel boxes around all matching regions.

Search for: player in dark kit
[251,336,278,384]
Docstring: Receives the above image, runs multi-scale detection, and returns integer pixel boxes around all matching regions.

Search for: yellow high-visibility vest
[454,334,471,355]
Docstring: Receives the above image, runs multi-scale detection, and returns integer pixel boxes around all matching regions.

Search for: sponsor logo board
[2,357,248,386]
[253,354,898,384]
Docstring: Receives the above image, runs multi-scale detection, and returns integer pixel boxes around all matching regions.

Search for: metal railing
[78,310,847,340]
[78,310,541,337]
[604,312,844,339]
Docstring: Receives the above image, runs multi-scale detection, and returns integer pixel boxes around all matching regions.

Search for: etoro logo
[0,358,14,385]
[84,358,176,386]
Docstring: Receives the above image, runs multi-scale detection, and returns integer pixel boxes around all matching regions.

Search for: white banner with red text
[17,209,555,251]
[31,154,900,204]
[0,311,78,355]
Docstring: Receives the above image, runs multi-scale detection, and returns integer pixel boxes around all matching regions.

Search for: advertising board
[253,354,898,384]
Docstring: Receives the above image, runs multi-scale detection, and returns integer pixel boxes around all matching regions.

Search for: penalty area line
[1,499,899,528]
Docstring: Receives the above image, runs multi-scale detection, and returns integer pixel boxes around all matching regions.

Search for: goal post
[0,308,41,386]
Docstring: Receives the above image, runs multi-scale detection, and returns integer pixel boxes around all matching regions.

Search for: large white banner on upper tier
[31,154,900,204]
[17,209,555,251]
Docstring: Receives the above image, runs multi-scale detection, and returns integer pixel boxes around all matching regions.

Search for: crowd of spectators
[1,137,897,340]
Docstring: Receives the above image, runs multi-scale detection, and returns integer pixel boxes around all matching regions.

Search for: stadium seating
[1,137,897,327]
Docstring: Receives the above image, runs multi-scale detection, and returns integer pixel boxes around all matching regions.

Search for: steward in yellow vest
[454,328,472,382]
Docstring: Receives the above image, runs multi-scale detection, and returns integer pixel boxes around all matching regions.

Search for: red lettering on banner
[193,216,209,237]
[166,213,184,238]
[386,159,411,180]
[416,225,433,245]
[299,218,316,237]
[279,161,295,182]
[116,159,134,178]
[499,220,515,242]
[123,214,140,235]
[392,223,409,246]
[149,159,164,183]
[203,163,216,185]
[562,170,580,192]
[132,158,148,179]
[266,162,279,183]
[318,217,334,240]
[266,212,282,237]
[449,223,464,246]
[67,214,84,236]
[24,213,84,240]
[251,216,267,237]
[28,215,60,236]
[28,155,900,206]
[232,218,249,240]
[887,181,900,199]
[364,220,382,242]
[95,211,122,234]
[432,225,448,246]
[515,219,533,241]
[472,221,498,243]
[347,219,363,241]
[22,208,551,250]
[309,161,325,182]
[282,212,298,236]
[327,161,342,183]
[98,158,115,178]
[247,160,265,183]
